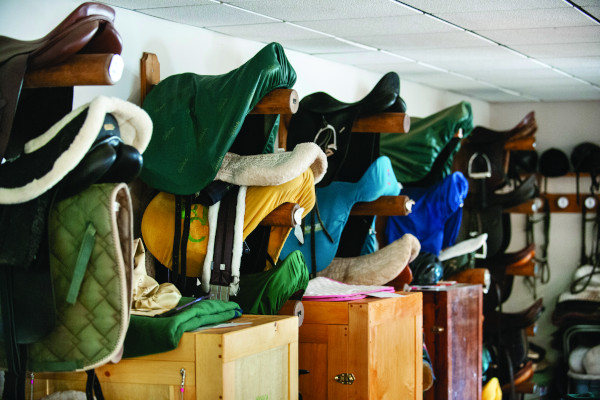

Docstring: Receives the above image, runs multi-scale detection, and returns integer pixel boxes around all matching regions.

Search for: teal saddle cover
[140,42,297,195]
[279,156,400,274]
[380,101,473,185]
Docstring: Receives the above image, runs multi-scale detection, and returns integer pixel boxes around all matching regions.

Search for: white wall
[491,101,600,364]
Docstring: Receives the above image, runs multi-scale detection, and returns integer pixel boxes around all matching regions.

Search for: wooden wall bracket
[506,193,600,214]
[350,195,413,216]
[23,53,123,88]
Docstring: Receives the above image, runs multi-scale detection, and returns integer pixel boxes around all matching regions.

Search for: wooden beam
[24,53,123,88]
[350,195,414,216]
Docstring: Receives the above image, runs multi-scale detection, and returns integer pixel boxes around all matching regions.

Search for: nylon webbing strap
[66,223,96,304]
[210,186,239,301]
[172,195,183,284]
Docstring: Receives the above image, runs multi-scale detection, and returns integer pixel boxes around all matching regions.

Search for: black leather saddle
[479,243,536,313]
[0,1,122,161]
[286,71,404,187]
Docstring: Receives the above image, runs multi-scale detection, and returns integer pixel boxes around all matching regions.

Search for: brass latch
[431,326,445,334]
[334,373,355,385]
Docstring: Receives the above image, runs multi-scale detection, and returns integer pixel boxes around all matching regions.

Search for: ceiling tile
[513,43,600,58]
[398,0,569,13]
[437,8,596,31]
[100,0,208,9]
[278,37,364,54]
[583,6,600,20]
[219,0,417,21]
[358,62,439,76]
[294,14,460,38]
[139,4,276,27]
[477,26,600,46]
[346,30,489,50]
[560,68,600,86]
[315,51,411,65]
[456,88,528,103]
[539,56,600,70]
[209,22,324,42]
[519,84,600,101]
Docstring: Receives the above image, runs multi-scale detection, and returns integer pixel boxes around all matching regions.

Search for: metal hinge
[334,373,355,385]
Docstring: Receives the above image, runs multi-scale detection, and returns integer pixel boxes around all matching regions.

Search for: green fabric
[66,222,96,305]
[140,42,297,195]
[379,101,473,184]
[233,250,309,315]
[123,298,242,358]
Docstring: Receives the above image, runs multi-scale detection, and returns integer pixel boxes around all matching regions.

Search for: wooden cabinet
[297,292,423,400]
[30,315,299,400]
[419,284,483,400]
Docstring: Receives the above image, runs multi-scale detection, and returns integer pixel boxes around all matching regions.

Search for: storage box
[297,292,423,400]
[30,314,299,400]
[418,284,483,400]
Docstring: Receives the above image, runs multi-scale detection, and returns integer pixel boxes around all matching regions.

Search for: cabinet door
[299,324,349,400]
[423,285,483,400]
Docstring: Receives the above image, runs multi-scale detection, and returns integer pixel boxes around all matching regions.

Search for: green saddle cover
[233,250,309,315]
[140,42,297,195]
[123,298,242,358]
[380,101,473,184]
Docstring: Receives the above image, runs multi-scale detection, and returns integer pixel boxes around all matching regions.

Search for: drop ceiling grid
[99,0,600,102]
[219,0,419,21]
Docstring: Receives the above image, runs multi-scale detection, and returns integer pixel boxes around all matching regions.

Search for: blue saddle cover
[386,171,468,256]
[280,156,400,273]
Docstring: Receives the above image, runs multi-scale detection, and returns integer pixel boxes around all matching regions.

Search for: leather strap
[172,195,182,284]
[85,369,105,400]
[0,268,26,400]
[210,186,239,288]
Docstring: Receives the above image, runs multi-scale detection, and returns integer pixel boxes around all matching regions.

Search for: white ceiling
[102,0,600,103]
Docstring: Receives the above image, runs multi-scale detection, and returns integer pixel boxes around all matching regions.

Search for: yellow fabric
[130,238,182,316]
[142,169,315,277]
[482,377,502,400]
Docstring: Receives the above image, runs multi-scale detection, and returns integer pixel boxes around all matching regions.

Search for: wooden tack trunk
[297,292,423,400]
[30,314,299,400]
[419,284,483,400]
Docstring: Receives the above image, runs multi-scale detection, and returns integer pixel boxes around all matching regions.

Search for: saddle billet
[0,2,122,160]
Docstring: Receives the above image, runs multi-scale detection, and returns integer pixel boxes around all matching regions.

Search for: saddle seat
[0,1,122,161]
[0,2,119,69]
[300,71,401,115]
[485,298,544,331]
[467,111,537,145]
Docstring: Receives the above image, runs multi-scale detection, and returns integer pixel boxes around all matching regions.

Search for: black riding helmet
[571,142,600,202]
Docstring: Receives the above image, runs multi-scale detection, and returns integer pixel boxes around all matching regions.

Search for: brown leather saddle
[0,1,122,161]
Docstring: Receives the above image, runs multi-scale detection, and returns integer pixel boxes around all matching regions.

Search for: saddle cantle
[286,72,402,187]
[0,2,122,161]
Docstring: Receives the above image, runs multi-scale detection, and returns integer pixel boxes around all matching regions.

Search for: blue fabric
[360,217,379,255]
[385,172,468,256]
[280,156,400,273]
